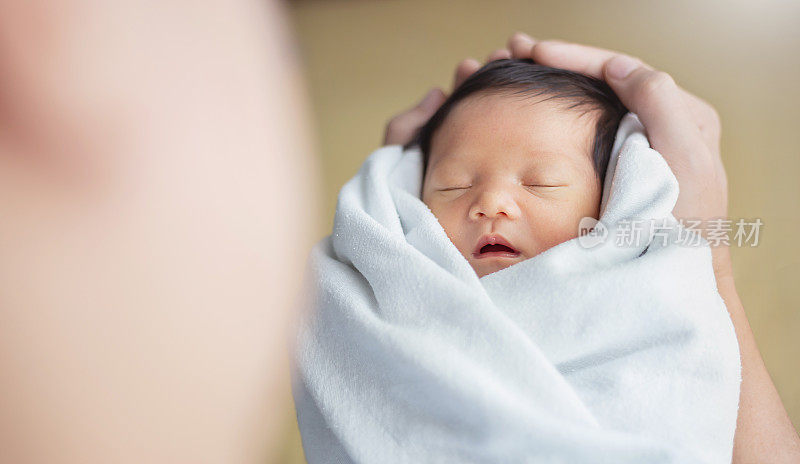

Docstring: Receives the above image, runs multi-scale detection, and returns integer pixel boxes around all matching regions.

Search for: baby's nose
[469,190,521,220]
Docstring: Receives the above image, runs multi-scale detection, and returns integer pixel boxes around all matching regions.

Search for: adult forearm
[711,247,800,463]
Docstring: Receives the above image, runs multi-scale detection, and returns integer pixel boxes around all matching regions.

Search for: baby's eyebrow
[427,151,468,171]
[524,148,574,161]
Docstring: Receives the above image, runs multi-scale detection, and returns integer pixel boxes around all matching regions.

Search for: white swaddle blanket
[291,113,741,463]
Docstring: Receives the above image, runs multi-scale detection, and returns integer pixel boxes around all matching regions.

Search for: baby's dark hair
[404,58,628,186]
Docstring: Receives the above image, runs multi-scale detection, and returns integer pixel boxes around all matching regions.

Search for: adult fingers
[531,40,720,154]
[485,48,512,62]
[531,40,634,78]
[602,55,727,226]
[452,58,481,90]
[507,32,536,58]
[531,40,706,164]
[603,56,709,171]
[383,87,447,146]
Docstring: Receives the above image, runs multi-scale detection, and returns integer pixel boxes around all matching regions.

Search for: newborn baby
[297,61,742,464]
[406,59,627,277]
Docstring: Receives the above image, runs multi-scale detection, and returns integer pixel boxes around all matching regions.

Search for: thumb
[603,55,705,159]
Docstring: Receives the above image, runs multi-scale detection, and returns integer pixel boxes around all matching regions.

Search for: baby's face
[422,93,602,278]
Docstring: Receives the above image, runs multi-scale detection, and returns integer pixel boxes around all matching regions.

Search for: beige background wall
[277,0,800,461]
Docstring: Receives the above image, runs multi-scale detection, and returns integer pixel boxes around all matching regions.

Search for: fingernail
[606,55,639,80]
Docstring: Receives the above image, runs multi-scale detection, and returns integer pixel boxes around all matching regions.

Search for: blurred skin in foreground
[0,1,319,463]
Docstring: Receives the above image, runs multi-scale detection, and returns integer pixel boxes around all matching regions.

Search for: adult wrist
[710,244,735,284]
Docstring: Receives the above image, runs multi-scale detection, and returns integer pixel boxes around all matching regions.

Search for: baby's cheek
[534,223,579,251]
[533,205,595,249]
[557,187,602,229]
[428,206,468,252]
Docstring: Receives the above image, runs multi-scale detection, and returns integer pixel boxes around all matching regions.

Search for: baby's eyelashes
[523,184,568,188]
[434,184,568,193]
[522,184,570,197]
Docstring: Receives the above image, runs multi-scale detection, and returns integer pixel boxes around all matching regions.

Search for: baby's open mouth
[480,243,516,254]
[473,234,521,259]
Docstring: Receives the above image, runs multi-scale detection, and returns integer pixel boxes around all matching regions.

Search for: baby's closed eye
[523,183,567,188]
[522,183,571,198]
[438,185,472,191]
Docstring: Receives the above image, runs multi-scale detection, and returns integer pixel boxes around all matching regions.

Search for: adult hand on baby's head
[383,32,731,276]
[505,33,731,276]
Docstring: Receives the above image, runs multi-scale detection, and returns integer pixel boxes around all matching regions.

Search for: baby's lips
[473,233,518,255]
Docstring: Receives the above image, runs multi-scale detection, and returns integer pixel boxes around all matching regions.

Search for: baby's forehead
[426,99,600,182]
[434,94,597,150]
[431,101,595,166]
[432,147,566,168]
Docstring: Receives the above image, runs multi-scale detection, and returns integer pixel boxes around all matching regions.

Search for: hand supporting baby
[385,32,731,277]
[384,32,800,463]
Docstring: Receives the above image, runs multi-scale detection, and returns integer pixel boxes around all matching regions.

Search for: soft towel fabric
[291,113,741,463]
